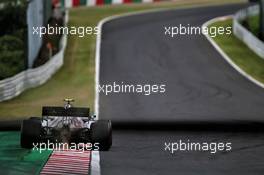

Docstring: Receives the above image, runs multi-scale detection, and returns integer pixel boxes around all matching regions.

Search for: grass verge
[0,0,245,119]
[209,18,264,84]
[0,131,51,175]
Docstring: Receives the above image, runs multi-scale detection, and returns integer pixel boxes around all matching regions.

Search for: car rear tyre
[20,118,42,149]
[91,120,112,151]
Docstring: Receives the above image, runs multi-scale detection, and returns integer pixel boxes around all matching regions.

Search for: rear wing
[42,107,90,117]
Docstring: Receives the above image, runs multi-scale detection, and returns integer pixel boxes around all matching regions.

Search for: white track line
[90,151,101,175]
[202,16,264,89]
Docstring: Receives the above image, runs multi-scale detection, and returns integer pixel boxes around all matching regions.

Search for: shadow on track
[2,120,264,132]
[0,120,21,131]
[113,121,264,132]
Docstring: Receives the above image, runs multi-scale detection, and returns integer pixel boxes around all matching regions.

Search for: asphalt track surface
[99,3,264,175]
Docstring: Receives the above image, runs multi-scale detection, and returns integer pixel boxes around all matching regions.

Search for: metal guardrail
[233,5,264,59]
[0,12,69,102]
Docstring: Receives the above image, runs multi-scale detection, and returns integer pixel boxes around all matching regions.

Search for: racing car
[20,99,112,151]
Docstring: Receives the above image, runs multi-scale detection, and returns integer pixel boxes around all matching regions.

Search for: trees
[0,0,27,79]
[260,0,264,40]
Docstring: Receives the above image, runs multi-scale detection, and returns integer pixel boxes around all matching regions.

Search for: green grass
[0,132,51,175]
[210,19,264,83]
[247,15,260,37]
[0,0,246,119]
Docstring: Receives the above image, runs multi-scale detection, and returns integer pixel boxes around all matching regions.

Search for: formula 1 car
[20,99,112,151]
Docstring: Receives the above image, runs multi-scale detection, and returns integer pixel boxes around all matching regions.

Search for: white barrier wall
[27,0,44,68]
[233,5,264,59]
[0,13,69,102]
[65,0,73,8]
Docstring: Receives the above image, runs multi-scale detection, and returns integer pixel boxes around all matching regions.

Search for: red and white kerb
[41,150,91,175]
